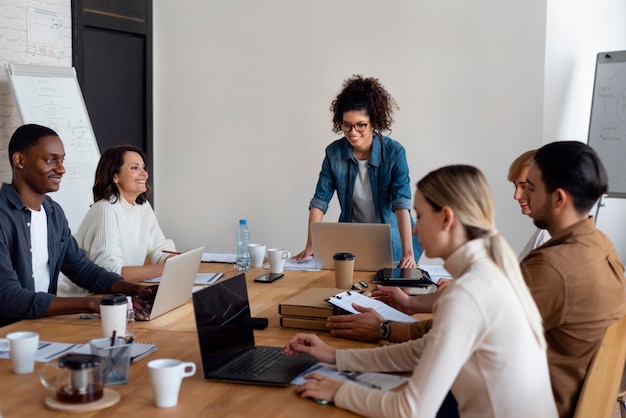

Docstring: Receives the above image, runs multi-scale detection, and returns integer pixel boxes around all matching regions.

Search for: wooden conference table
[0,264,421,417]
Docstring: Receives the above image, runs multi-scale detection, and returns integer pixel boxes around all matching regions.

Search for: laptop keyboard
[222,348,285,377]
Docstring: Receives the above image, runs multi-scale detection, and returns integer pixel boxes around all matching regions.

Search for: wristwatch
[379,320,392,340]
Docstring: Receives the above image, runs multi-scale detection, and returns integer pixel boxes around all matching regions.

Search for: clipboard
[325,291,417,323]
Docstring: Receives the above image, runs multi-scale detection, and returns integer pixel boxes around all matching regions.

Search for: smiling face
[523,162,554,230]
[512,165,532,216]
[113,151,148,204]
[341,110,373,156]
[18,135,66,195]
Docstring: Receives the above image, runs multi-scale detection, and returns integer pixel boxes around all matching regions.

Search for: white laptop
[141,246,204,320]
[310,222,394,271]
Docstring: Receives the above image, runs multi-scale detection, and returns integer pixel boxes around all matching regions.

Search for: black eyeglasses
[341,122,368,133]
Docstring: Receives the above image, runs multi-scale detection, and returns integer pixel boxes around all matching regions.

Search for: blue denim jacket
[309,134,422,261]
[0,183,120,326]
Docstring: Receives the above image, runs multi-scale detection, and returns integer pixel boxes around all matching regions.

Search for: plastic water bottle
[236,219,250,271]
[126,296,135,337]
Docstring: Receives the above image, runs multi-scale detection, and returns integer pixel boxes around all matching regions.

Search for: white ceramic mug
[148,358,196,408]
[247,244,266,268]
[7,331,39,374]
[267,248,291,273]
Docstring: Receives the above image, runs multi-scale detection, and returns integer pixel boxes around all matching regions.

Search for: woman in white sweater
[76,145,175,283]
[285,165,557,418]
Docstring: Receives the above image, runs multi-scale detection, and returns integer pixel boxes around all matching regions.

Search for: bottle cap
[239,219,247,225]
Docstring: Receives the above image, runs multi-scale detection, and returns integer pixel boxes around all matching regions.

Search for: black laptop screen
[192,273,255,372]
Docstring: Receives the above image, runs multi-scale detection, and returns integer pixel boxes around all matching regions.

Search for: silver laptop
[142,246,204,320]
[310,222,394,271]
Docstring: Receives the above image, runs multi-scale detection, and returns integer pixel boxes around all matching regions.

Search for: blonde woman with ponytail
[285,165,557,418]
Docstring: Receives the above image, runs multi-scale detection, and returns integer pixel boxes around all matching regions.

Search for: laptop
[310,222,394,271]
[141,246,204,320]
[192,273,317,386]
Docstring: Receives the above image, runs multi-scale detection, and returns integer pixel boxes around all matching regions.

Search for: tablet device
[372,268,437,287]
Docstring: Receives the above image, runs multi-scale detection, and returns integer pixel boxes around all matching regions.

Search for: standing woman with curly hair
[294,75,422,267]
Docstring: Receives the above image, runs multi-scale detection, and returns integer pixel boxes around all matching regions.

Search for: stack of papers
[144,272,224,285]
[0,339,157,363]
[201,252,236,263]
[292,363,408,391]
[326,291,417,323]
[266,257,321,271]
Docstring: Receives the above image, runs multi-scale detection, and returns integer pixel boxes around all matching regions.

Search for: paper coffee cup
[333,253,355,289]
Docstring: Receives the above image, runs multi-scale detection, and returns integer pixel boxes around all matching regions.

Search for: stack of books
[278,288,349,331]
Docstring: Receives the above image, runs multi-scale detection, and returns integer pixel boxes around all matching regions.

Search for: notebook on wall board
[141,246,204,320]
[192,273,317,386]
[310,222,394,271]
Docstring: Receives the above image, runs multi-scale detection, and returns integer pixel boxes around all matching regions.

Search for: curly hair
[92,144,151,204]
[330,75,398,135]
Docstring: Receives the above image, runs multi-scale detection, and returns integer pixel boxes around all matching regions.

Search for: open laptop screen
[192,274,254,373]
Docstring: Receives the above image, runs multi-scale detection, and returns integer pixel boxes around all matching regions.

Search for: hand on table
[293,247,313,261]
[284,333,336,364]
[396,255,416,269]
[371,285,413,314]
[294,372,342,405]
[326,304,384,342]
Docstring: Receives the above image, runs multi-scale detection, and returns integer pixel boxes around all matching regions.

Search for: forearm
[395,209,414,259]
[108,279,146,296]
[405,293,440,314]
[305,208,324,248]
[45,297,100,316]
[389,320,433,343]
[120,264,165,282]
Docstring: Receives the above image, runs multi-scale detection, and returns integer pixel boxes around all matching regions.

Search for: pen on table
[162,250,182,255]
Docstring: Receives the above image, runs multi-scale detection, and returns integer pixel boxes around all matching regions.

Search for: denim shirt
[309,134,422,261]
[0,183,120,326]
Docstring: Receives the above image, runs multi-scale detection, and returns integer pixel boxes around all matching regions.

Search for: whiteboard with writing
[588,50,626,198]
[6,63,100,232]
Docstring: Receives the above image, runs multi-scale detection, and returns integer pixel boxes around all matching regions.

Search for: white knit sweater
[57,197,175,296]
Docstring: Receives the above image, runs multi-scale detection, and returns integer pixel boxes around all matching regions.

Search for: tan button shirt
[521,217,626,418]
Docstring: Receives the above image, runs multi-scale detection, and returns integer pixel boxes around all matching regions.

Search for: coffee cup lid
[333,252,355,261]
[99,294,127,305]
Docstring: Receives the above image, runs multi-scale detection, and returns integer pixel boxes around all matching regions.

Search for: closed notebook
[279,316,329,332]
[278,288,349,319]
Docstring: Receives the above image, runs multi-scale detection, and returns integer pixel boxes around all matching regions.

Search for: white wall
[153,0,547,258]
[0,0,72,183]
[544,0,626,260]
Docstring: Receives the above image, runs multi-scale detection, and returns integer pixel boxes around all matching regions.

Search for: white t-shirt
[351,158,376,223]
[30,207,50,293]
[518,228,551,261]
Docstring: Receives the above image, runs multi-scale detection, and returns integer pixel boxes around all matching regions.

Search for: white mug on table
[247,244,266,268]
[148,358,196,408]
[7,331,39,374]
[267,248,291,273]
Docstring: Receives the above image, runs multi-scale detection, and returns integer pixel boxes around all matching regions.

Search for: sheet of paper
[264,257,321,271]
[0,339,157,363]
[419,264,453,284]
[326,291,417,323]
[143,272,224,285]
[201,252,237,263]
[292,363,408,391]
[0,339,80,362]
